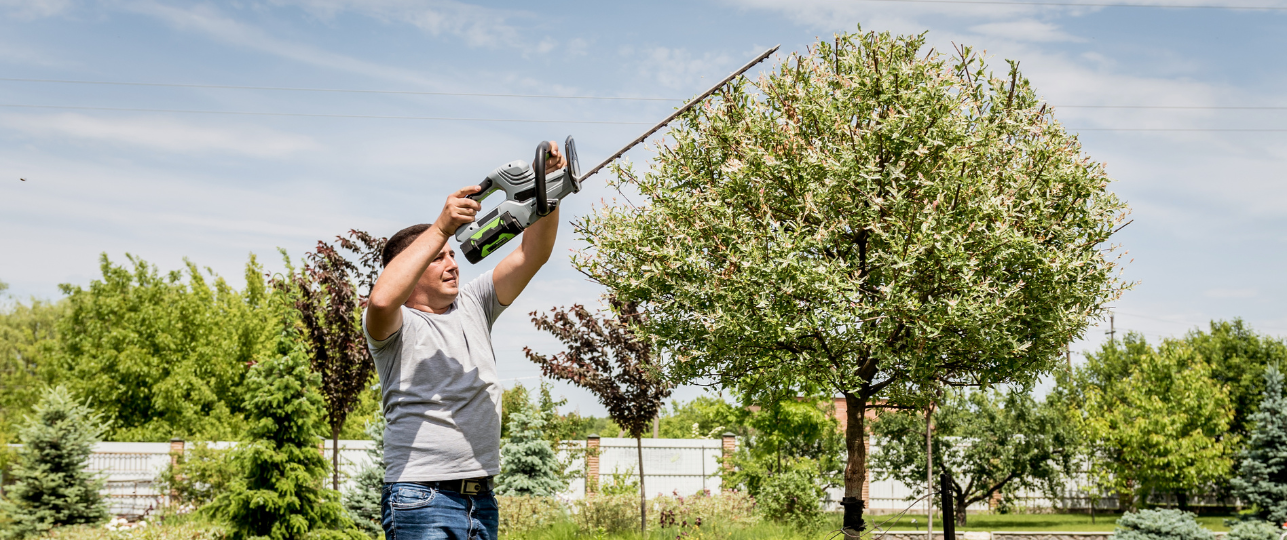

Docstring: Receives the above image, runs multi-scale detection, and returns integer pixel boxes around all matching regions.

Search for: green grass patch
[862,512,1237,532]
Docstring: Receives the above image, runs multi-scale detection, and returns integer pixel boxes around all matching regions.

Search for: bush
[342,412,385,538]
[205,332,363,540]
[1115,509,1214,540]
[651,490,759,529]
[497,496,566,536]
[0,386,110,539]
[1228,520,1283,540]
[755,468,825,527]
[599,466,640,496]
[42,520,226,540]
[158,443,239,507]
[572,494,639,534]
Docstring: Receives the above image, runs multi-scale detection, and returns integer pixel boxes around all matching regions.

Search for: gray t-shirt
[362,271,506,482]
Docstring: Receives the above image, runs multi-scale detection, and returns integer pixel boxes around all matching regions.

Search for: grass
[864,512,1238,532]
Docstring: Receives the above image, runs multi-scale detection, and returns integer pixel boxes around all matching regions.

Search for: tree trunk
[926,404,934,540]
[955,493,968,526]
[332,424,341,492]
[1176,491,1188,512]
[637,436,646,535]
[842,393,868,539]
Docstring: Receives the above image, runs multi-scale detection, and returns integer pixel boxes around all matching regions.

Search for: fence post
[721,432,736,492]
[169,438,184,500]
[586,434,600,495]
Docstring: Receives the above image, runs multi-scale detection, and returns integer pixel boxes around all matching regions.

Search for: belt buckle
[461,479,482,495]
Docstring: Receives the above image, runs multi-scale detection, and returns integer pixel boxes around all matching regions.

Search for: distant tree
[1063,335,1236,510]
[343,411,386,538]
[0,386,109,539]
[54,254,279,441]
[0,283,64,443]
[1231,365,1287,523]
[871,387,1077,526]
[1184,320,1287,439]
[285,230,385,491]
[496,410,565,497]
[524,296,673,534]
[657,395,744,439]
[572,28,1129,536]
[723,395,845,499]
[208,330,362,540]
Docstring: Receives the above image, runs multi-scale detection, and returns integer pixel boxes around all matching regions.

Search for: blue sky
[2,0,1284,415]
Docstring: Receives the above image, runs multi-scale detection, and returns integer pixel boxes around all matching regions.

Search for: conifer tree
[342,412,385,538]
[1231,364,1287,523]
[495,410,565,497]
[0,386,109,539]
[207,330,362,540]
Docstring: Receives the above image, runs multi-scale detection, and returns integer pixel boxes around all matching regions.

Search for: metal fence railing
[594,437,724,497]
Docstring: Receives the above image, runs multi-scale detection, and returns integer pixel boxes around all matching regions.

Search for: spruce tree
[342,412,385,538]
[1232,364,1287,523]
[207,331,362,540]
[495,410,565,497]
[0,386,109,539]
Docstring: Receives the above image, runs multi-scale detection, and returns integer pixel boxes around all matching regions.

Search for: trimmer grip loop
[535,141,551,217]
[466,176,493,202]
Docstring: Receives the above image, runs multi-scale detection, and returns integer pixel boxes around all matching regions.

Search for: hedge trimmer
[454,45,779,264]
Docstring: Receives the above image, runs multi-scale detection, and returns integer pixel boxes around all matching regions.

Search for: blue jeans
[381,482,499,540]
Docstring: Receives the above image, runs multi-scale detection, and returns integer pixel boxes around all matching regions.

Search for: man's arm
[494,141,565,305]
[367,186,481,340]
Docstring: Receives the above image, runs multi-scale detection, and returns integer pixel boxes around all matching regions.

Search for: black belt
[409,477,494,496]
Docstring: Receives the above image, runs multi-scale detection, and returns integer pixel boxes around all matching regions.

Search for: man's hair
[382,224,432,268]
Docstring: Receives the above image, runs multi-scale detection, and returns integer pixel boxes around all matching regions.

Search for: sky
[1,0,1284,416]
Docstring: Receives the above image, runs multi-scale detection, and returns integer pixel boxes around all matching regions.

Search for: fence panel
[594,437,723,498]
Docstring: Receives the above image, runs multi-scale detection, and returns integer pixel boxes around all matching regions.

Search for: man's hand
[543,141,567,173]
[432,185,484,240]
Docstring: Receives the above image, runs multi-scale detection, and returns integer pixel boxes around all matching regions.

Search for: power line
[3,78,1284,111]
[0,104,652,124]
[853,0,1287,9]
[0,77,683,101]
[0,103,1281,131]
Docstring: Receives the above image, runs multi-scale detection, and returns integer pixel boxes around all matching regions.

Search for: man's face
[416,244,460,303]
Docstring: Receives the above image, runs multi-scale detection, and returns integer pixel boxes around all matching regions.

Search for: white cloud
[970,20,1082,42]
[2,113,318,157]
[126,1,446,88]
[266,0,533,49]
[0,0,71,19]
[636,47,734,90]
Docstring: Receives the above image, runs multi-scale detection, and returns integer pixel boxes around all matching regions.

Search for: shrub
[1228,520,1282,540]
[1232,365,1287,524]
[755,468,825,527]
[0,386,110,539]
[42,520,226,540]
[342,412,385,538]
[495,410,565,497]
[205,332,363,540]
[497,496,566,536]
[599,466,640,496]
[158,443,239,507]
[1115,509,1214,540]
[572,494,639,534]
[651,490,759,529]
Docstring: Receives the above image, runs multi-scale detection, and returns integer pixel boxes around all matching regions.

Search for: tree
[54,254,280,441]
[1064,335,1236,510]
[524,296,673,534]
[0,283,64,443]
[207,330,362,540]
[285,230,385,491]
[495,410,565,497]
[572,28,1128,535]
[722,396,845,499]
[0,386,109,539]
[1231,364,1287,523]
[657,395,744,439]
[1184,320,1287,440]
[343,412,386,538]
[870,387,1077,525]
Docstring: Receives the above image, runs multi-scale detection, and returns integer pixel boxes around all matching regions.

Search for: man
[363,142,566,539]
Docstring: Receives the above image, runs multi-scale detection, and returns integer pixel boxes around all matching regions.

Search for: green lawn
[865,512,1237,532]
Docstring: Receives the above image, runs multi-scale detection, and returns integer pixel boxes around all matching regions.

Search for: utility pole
[1105,312,1116,343]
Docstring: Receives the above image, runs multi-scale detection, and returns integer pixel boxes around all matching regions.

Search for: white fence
[592,437,724,498]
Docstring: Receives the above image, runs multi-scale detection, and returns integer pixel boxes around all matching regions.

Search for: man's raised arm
[493,140,565,305]
[367,186,481,340]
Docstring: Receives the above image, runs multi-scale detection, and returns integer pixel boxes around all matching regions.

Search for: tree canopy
[573,27,1128,531]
